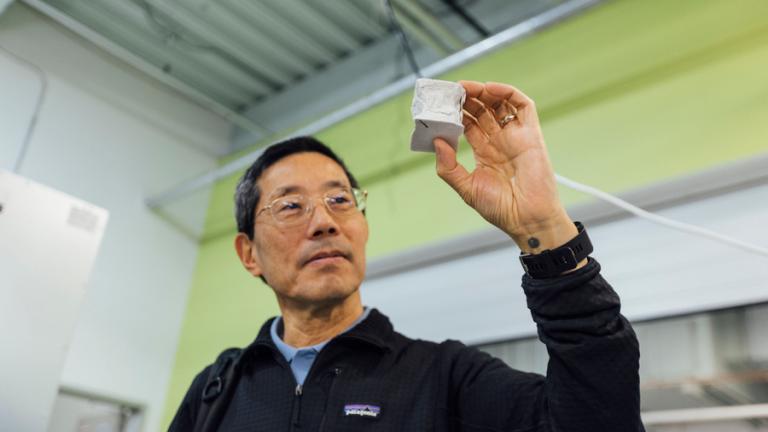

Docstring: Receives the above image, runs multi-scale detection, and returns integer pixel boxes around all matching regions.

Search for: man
[170,81,644,431]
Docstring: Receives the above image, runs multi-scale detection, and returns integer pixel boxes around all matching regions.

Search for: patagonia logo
[343,403,381,418]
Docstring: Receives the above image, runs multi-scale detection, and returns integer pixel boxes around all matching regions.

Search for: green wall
[162,0,768,427]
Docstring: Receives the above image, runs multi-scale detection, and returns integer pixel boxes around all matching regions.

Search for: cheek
[350,219,369,261]
[256,231,299,269]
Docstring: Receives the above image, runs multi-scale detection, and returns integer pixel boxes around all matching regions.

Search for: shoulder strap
[192,347,243,432]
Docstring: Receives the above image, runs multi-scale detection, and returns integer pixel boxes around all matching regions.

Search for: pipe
[0,46,47,174]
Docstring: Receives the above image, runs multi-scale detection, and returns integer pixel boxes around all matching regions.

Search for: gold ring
[500,113,516,127]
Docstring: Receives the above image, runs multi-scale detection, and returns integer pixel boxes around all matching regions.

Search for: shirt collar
[269,307,372,363]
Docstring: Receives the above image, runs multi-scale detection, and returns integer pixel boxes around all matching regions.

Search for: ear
[234,233,263,278]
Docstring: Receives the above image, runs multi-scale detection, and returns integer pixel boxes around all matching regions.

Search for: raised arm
[434,81,643,431]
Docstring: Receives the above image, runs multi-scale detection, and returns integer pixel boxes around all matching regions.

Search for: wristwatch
[519,222,593,279]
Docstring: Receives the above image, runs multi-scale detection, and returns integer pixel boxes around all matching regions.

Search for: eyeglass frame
[254,187,368,226]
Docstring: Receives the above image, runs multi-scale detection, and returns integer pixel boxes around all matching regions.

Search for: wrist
[518,220,592,278]
[509,213,578,254]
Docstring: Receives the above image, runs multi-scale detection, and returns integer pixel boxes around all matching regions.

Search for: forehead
[258,152,350,196]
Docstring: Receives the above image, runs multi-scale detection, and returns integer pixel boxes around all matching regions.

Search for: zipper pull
[292,384,303,427]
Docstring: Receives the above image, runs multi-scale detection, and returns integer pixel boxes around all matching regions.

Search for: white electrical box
[0,171,108,432]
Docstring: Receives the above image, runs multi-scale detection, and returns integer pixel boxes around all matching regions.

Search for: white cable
[554,173,768,258]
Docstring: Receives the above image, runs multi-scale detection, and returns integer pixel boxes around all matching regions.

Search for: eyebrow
[270,180,349,198]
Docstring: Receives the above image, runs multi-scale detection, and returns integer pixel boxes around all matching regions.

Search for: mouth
[303,250,350,267]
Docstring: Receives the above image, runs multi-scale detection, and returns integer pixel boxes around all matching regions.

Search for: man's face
[240,152,368,306]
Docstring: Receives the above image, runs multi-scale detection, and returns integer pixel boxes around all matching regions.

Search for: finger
[434,138,472,199]
[485,82,538,124]
[493,100,518,119]
[460,81,536,123]
[459,80,485,99]
[459,80,518,110]
[461,110,489,150]
[464,98,500,135]
[484,82,533,108]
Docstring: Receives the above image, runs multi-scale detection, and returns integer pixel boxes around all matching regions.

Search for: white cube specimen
[410,78,466,153]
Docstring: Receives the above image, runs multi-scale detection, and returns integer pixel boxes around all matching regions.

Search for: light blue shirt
[270,307,371,386]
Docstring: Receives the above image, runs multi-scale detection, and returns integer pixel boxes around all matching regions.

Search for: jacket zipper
[288,347,329,431]
[318,368,342,432]
[290,383,303,430]
[258,343,304,432]
[255,337,370,431]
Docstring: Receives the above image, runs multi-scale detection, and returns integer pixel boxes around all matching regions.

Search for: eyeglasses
[255,187,367,226]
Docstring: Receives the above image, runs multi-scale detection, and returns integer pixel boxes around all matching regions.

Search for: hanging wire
[555,174,768,258]
[383,0,422,77]
[0,46,48,174]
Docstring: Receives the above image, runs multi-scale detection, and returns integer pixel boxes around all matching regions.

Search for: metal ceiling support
[642,404,768,425]
[145,0,602,209]
[393,0,465,51]
[20,0,271,136]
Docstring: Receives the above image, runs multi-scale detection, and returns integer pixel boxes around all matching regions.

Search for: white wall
[0,3,230,431]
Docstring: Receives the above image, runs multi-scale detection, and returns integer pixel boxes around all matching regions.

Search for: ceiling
[36,0,568,153]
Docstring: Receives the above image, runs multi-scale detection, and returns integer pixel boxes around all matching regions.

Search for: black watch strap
[518,222,593,279]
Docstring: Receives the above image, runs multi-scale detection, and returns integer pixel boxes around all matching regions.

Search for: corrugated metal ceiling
[34,0,567,152]
[41,0,434,110]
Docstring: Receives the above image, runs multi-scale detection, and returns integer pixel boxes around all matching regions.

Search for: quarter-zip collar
[269,307,372,385]
[245,307,393,362]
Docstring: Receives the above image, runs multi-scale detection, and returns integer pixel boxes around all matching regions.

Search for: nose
[306,198,339,238]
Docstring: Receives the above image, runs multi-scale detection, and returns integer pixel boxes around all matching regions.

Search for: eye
[276,198,304,213]
[327,190,354,209]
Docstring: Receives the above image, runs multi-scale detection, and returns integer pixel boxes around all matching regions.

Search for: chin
[296,273,359,305]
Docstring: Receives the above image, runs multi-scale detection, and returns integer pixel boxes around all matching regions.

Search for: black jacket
[170,259,644,431]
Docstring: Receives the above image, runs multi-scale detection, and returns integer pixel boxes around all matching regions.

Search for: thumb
[434,138,471,198]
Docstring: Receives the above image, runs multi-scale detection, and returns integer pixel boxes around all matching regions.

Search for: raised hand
[434,81,579,254]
